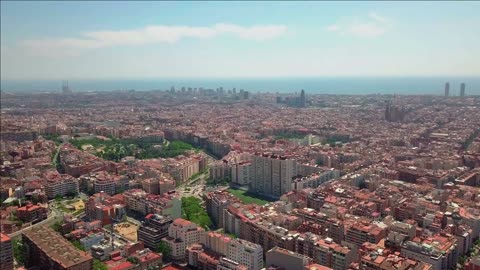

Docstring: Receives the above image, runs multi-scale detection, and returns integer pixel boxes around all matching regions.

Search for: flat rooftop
[22,225,92,268]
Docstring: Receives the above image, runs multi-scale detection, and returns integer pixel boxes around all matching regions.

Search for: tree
[181,196,213,229]
[66,191,78,198]
[127,256,140,265]
[71,240,86,251]
[51,221,63,233]
[155,241,171,258]
[93,259,108,270]
[13,239,26,266]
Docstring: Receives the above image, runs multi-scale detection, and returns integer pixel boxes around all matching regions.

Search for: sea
[1,77,480,95]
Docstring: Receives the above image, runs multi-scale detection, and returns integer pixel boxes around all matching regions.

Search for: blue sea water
[1,77,480,95]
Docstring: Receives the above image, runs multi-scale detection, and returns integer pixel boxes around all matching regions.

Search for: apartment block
[345,222,387,247]
[266,247,311,270]
[162,218,206,261]
[251,153,298,198]
[138,214,173,250]
[218,257,249,270]
[313,237,353,270]
[292,170,340,191]
[0,233,13,270]
[231,161,252,186]
[226,238,263,270]
[206,190,237,228]
[22,225,93,270]
[44,172,79,199]
[16,203,48,223]
[85,192,126,225]
[401,233,458,270]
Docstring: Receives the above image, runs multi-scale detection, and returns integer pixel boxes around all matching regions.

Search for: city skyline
[1,1,480,80]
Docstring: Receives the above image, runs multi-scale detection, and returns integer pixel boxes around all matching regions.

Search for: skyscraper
[444,82,450,97]
[460,83,466,97]
[385,100,406,122]
[300,89,306,108]
[251,154,298,197]
[61,80,72,94]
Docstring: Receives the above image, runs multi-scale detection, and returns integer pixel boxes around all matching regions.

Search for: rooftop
[22,225,93,268]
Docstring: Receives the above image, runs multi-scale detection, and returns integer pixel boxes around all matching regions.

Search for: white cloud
[349,22,386,37]
[326,24,340,32]
[22,23,287,52]
[368,12,388,23]
[327,12,390,38]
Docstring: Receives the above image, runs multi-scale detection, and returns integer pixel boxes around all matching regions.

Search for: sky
[1,1,480,80]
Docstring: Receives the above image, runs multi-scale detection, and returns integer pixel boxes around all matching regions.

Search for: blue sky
[1,1,479,80]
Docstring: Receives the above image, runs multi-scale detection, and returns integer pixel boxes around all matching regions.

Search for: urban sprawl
[0,83,479,270]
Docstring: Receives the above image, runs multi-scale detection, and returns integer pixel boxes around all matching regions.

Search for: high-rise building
[0,233,13,270]
[460,83,466,97]
[44,174,79,199]
[206,190,236,228]
[227,238,264,270]
[62,80,72,94]
[231,161,252,186]
[251,153,298,198]
[142,178,160,195]
[22,225,93,270]
[162,218,205,261]
[445,82,450,97]
[138,214,173,249]
[385,100,406,122]
[201,232,264,270]
[300,89,306,108]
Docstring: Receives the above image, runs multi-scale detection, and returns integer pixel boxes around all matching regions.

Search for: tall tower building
[460,83,466,97]
[62,80,72,94]
[251,154,298,197]
[444,82,450,97]
[300,89,306,108]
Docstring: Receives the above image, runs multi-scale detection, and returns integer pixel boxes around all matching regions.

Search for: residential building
[22,225,93,270]
[401,233,458,270]
[16,203,48,223]
[79,232,105,250]
[251,153,298,198]
[138,214,173,250]
[345,222,387,247]
[162,218,205,261]
[0,233,13,270]
[202,232,264,270]
[231,161,252,186]
[206,190,237,228]
[313,237,353,270]
[159,179,175,194]
[142,178,160,195]
[266,247,311,270]
[227,238,263,270]
[217,257,249,270]
[85,192,126,225]
[44,172,79,199]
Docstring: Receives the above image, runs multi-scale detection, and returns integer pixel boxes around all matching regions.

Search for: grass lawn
[227,188,274,205]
